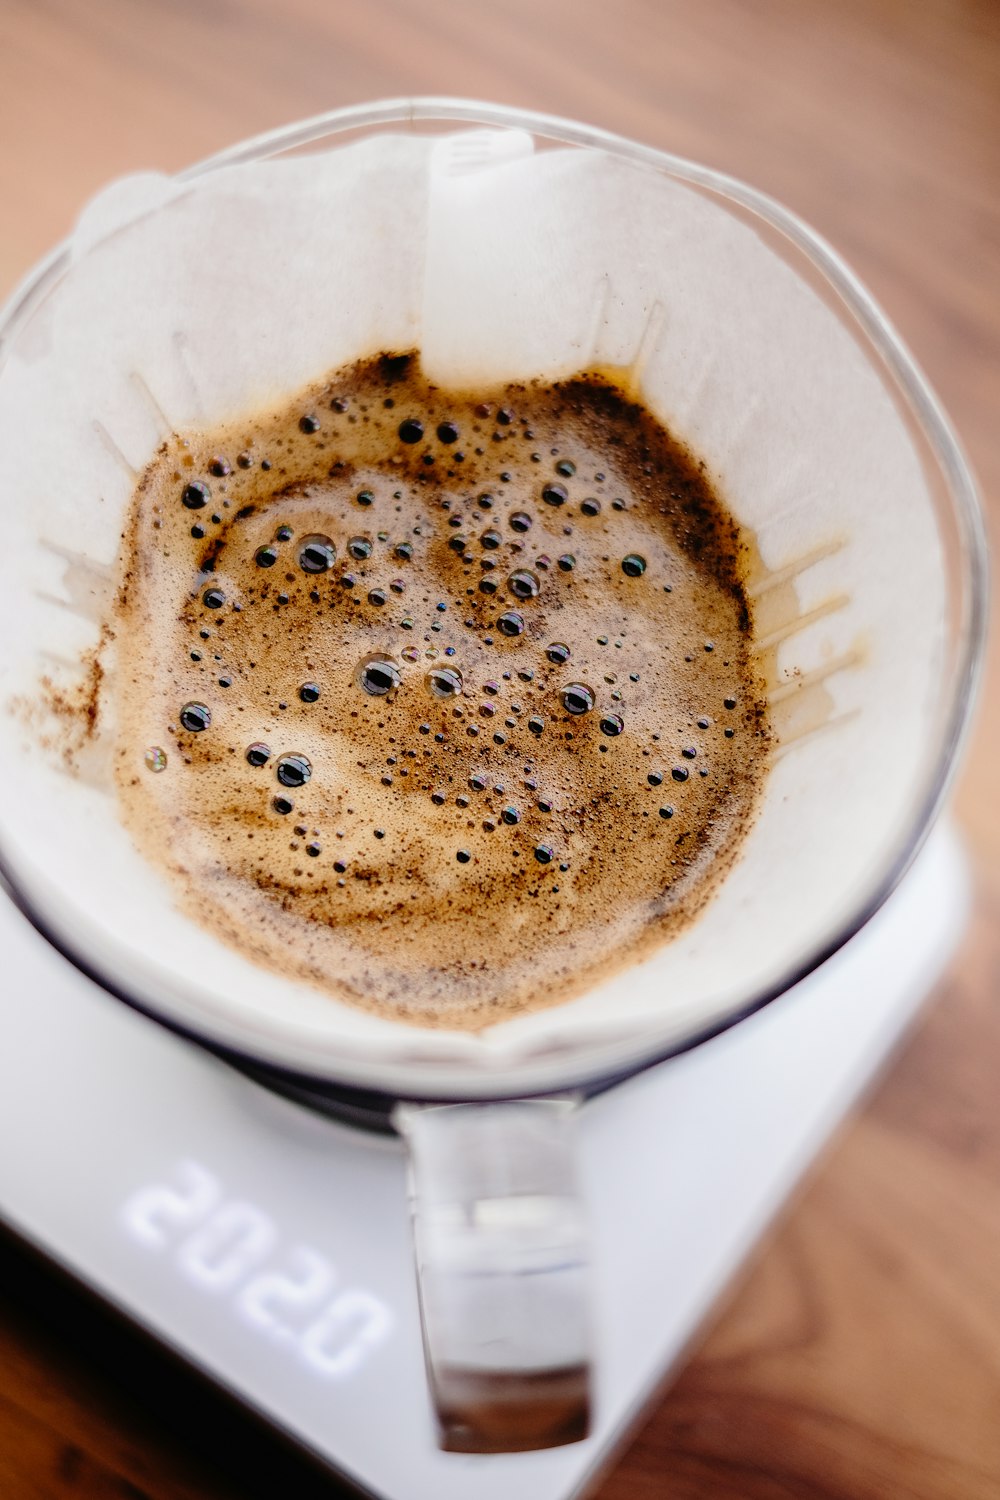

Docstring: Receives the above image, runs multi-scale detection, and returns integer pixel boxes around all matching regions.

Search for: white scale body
[0,824,967,1500]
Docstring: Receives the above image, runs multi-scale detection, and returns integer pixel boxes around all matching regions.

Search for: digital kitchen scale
[0,822,968,1500]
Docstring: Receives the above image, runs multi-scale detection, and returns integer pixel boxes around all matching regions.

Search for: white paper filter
[0,127,945,1094]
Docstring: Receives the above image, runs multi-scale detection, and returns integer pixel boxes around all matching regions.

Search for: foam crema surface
[112,353,770,1029]
[0,125,947,1093]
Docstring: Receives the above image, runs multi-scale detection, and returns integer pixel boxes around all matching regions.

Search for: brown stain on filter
[93,351,774,1029]
[744,534,861,752]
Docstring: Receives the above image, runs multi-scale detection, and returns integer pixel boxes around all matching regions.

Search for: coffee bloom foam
[113,353,770,1028]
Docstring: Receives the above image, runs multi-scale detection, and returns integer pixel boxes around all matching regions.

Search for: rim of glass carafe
[0,98,988,1104]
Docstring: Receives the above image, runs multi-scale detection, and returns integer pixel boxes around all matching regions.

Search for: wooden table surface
[1,0,999,1495]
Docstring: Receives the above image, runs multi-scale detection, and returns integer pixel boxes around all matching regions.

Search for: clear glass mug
[0,100,987,1453]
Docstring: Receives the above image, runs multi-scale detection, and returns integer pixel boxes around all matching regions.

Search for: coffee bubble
[299,535,336,573]
[508,569,540,600]
[357,654,401,696]
[426,666,463,699]
[561,684,594,715]
[276,754,311,789]
[246,743,271,767]
[176,702,212,737]
[182,482,209,510]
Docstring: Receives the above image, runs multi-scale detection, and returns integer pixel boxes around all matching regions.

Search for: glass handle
[394,1097,592,1453]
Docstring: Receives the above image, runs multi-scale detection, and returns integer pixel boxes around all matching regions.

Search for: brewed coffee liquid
[114,354,769,1027]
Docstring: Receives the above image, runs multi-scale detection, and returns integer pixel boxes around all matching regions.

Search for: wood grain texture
[0,0,998,1494]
